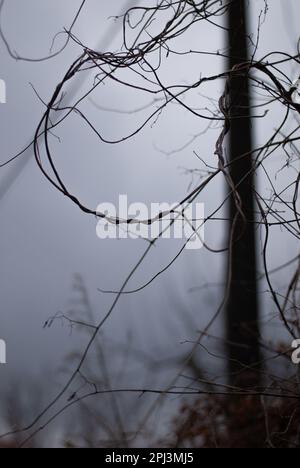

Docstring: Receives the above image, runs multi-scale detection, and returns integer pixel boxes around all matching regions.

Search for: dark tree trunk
[226,0,261,386]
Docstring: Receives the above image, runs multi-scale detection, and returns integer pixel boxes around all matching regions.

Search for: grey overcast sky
[0,0,299,438]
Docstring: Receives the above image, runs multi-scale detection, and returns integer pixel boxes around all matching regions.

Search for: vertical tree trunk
[226,0,261,387]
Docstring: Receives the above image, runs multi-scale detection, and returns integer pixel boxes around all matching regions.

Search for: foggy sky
[0,0,299,438]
